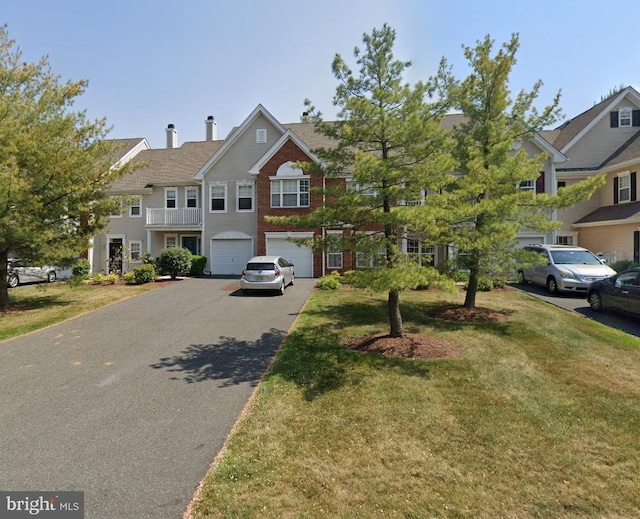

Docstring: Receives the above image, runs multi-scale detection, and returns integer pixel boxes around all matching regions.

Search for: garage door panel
[266,237,313,278]
[212,239,252,275]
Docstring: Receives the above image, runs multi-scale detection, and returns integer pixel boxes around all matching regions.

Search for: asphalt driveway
[0,277,315,518]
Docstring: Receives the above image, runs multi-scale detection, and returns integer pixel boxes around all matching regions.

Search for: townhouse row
[93,87,640,278]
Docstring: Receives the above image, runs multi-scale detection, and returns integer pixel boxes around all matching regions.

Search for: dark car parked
[587,268,640,316]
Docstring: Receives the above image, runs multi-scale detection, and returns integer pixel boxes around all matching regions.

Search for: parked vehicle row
[518,244,640,317]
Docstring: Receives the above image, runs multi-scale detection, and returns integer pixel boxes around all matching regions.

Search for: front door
[182,236,199,256]
[108,238,124,274]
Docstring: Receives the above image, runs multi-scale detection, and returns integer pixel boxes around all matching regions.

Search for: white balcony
[146,207,201,226]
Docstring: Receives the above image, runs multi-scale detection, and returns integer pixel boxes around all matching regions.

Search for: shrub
[72,258,91,279]
[133,264,156,284]
[316,272,341,290]
[158,247,192,279]
[190,255,207,276]
[611,260,640,272]
[103,273,119,285]
[123,272,136,284]
[90,273,106,285]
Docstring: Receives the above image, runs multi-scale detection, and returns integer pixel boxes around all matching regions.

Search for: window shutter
[535,172,545,194]
[633,110,640,127]
[632,172,637,201]
[610,111,619,128]
[614,176,619,204]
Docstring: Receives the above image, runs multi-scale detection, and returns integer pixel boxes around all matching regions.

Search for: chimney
[166,123,178,148]
[205,115,217,141]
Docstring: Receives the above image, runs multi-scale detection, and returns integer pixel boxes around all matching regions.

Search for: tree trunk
[464,253,480,308]
[0,252,9,313]
[388,289,404,338]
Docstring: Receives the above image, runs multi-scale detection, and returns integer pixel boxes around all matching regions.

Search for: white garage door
[211,238,253,275]
[266,236,313,278]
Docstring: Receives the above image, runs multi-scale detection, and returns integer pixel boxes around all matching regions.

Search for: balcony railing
[146,208,201,226]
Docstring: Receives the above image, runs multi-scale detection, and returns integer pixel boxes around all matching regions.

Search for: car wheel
[588,291,604,312]
[546,276,559,295]
[278,281,285,296]
[290,274,295,287]
[518,270,526,284]
[242,289,250,296]
[7,274,19,289]
[46,271,57,283]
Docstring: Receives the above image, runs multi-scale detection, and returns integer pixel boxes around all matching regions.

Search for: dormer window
[610,108,640,128]
[619,107,632,127]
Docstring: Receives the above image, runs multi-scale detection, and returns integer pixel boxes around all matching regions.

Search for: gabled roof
[194,104,286,180]
[109,140,223,191]
[573,201,640,226]
[110,138,149,166]
[549,86,640,153]
[599,129,640,170]
[248,129,326,175]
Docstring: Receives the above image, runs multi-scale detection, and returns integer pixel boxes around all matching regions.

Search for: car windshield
[246,263,276,271]
[550,250,602,265]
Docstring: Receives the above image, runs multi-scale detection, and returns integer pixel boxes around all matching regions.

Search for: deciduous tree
[0,25,135,311]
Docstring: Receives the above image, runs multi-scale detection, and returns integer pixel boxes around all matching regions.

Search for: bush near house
[133,264,156,284]
[189,255,207,276]
[158,247,192,279]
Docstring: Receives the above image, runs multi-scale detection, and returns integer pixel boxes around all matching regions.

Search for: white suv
[518,244,616,294]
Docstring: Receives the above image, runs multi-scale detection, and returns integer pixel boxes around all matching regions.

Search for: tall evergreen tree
[270,24,454,337]
[0,25,135,311]
[420,34,604,308]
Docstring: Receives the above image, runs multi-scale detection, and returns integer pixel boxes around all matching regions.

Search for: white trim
[129,196,142,218]
[185,186,199,209]
[208,181,228,213]
[256,128,267,143]
[236,181,255,212]
[248,130,326,175]
[165,187,178,209]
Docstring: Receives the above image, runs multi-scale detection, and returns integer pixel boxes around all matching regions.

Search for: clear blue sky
[4,0,640,148]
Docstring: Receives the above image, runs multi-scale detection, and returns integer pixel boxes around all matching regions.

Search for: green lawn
[189,286,640,518]
[0,281,161,341]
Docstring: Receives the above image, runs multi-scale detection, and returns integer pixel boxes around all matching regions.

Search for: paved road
[0,277,315,518]
[513,282,640,338]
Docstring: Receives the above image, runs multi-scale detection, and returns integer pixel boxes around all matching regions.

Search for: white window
[165,235,177,248]
[619,107,632,127]
[110,197,123,218]
[256,129,267,143]
[129,197,142,217]
[518,180,536,192]
[326,231,343,269]
[619,172,631,203]
[346,180,375,196]
[186,187,198,208]
[129,240,142,261]
[237,183,254,212]
[165,188,178,209]
[556,236,573,246]
[271,178,310,207]
[407,239,434,266]
[209,183,227,212]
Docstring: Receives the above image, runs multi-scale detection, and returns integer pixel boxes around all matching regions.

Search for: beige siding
[562,99,640,169]
[201,114,284,271]
[579,223,638,261]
